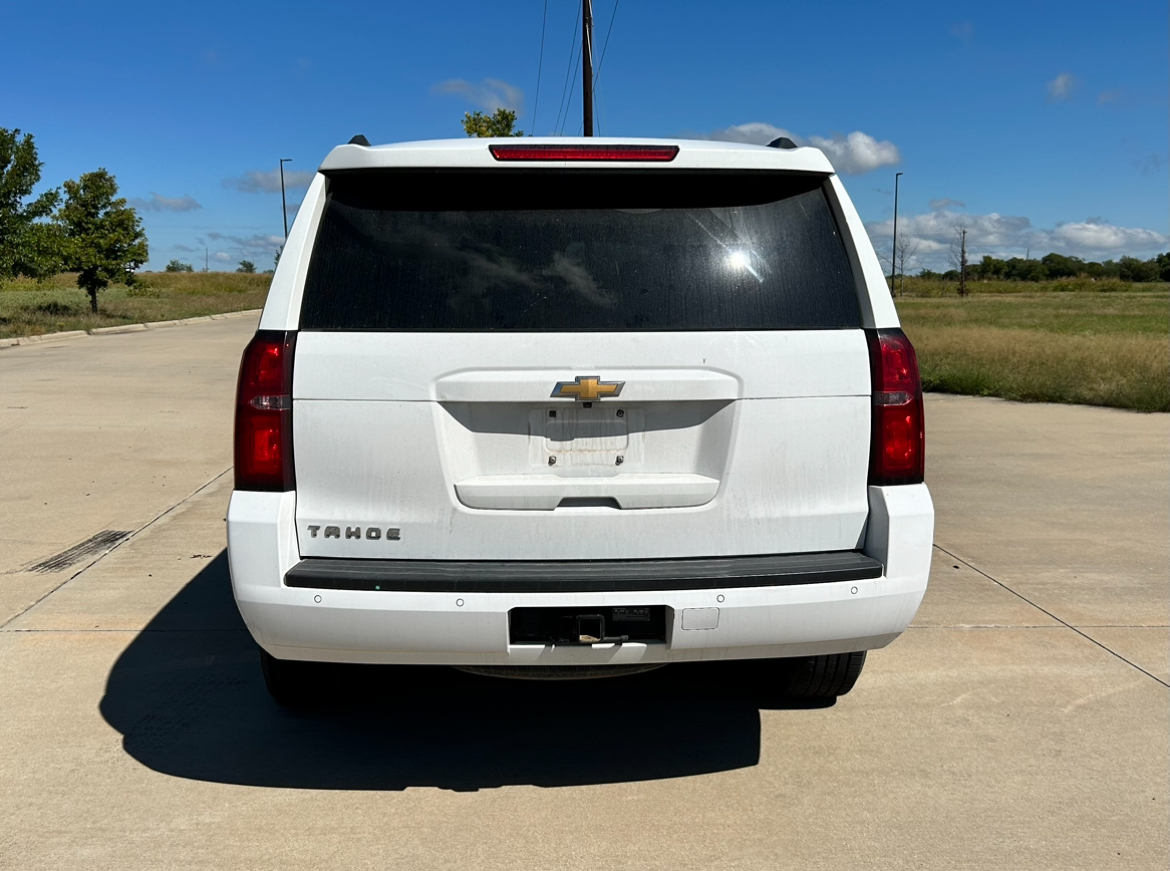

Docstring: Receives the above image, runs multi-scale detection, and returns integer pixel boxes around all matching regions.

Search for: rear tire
[776,650,867,699]
[259,648,319,708]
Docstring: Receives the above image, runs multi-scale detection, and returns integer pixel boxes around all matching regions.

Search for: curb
[1,330,89,347]
[0,309,261,348]
[88,323,148,335]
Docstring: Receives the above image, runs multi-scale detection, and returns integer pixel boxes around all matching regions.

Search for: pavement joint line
[1,628,251,634]
[909,625,1081,629]
[0,467,233,630]
[935,543,1170,689]
[910,624,1169,629]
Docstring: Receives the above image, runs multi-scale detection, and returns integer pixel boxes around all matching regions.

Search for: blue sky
[3,0,1166,271]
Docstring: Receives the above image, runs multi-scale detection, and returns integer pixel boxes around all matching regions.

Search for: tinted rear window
[301,171,860,331]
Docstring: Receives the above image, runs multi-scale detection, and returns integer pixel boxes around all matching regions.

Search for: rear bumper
[284,550,883,593]
[226,484,933,666]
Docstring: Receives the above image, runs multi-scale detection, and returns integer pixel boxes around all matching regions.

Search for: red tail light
[234,331,296,491]
[866,329,925,486]
[489,144,679,162]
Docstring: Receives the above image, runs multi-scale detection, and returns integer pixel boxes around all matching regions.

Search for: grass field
[891,275,1152,296]
[4,273,1167,412]
[896,279,1169,413]
[0,272,269,339]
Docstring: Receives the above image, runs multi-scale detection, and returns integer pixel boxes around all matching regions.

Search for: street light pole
[276,158,290,239]
[581,0,594,136]
[890,171,903,295]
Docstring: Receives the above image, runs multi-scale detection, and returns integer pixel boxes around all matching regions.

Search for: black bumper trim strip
[283,551,883,593]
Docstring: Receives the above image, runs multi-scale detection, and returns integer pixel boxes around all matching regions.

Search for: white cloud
[866,209,1167,269]
[697,123,900,175]
[130,192,201,212]
[223,169,315,194]
[950,21,974,40]
[205,231,285,255]
[1047,72,1077,102]
[433,77,524,113]
[700,122,795,145]
[808,132,901,175]
[1051,220,1166,252]
[929,197,966,211]
[212,252,232,263]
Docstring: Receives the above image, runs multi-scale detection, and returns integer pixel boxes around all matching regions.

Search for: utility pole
[890,171,903,295]
[581,0,594,136]
[279,158,292,240]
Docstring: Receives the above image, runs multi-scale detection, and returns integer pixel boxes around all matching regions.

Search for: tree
[1117,256,1159,283]
[947,225,969,297]
[878,233,920,297]
[894,233,919,297]
[57,169,149,313]
[165,259,193,272]
[462,109,524,138]
[236,260,256,273]
[1156,253,1170,282]
[1040,252,1082,278]
[0,128,63,280]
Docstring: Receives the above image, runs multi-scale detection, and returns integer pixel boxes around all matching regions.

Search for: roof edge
[318,137,835,174]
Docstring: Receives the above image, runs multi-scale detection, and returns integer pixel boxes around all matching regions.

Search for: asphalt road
[1,320,1166,870]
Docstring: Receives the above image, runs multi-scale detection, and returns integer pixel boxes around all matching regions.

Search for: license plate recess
[509,605,666,645]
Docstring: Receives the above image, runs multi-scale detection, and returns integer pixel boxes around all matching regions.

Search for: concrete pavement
[0,316,257,622]
[0,325,1166,870]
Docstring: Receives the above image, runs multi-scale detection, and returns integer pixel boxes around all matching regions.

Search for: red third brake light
[234,331,296,491]
[866,329,925,486]
[489,144,680,162]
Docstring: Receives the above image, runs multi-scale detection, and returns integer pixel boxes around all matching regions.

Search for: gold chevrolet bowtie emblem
[551,375,625,401]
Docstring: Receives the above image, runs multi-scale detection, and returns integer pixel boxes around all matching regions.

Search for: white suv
[227,137,934,705]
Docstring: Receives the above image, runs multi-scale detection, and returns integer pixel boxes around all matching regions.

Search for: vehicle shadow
[100,551,831,791]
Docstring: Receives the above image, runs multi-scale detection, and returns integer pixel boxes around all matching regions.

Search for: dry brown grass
[910,326,1170,412]
[897,290,1169,412]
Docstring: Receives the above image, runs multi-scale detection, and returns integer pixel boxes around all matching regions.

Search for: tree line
[920,251,1170,284]
[0,128,147,313]
[164,258,260,274]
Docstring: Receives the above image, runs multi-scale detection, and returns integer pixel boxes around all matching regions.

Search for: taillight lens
[866,329,924,486]
[234,331,296,491]
[488,144,679,162]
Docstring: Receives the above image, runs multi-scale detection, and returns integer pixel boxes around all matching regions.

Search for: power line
[562,36,583,135]
[531,0,548,135]
[593,0,620,87]
[595,76,606,136]
[553,1,582,136]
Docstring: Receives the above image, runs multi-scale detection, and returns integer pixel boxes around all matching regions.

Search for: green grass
[0,272,269,338]
[896,292,1169,336]
[896,288,1169,413]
